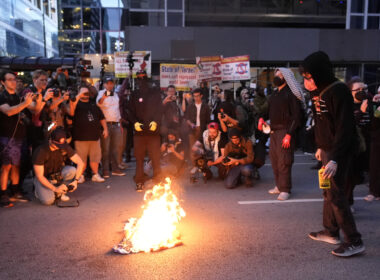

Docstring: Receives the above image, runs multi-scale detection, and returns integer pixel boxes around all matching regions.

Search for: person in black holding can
[128,71,163,192]
[301,51,364,257]
[259,68,303,201]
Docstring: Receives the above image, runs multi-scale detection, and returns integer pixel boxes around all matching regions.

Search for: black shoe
[136,183,144,192]
[310,161,322,170]
[332,241,365,257]
[9,191,30,203]
[309,230,341,245]
[0,193,14,208]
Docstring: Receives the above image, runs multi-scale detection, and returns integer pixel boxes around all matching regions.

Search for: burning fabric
[113,178,186,254]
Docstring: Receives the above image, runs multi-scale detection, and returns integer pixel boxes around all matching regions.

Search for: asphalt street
[1,153,380,280]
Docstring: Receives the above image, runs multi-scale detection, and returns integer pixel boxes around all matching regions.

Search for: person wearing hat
[32,127,84,205]
[300,51,364,257]
[222,128,254,188]
[96,77,125,178]
[259,68,303,201]
[128,71,163,191]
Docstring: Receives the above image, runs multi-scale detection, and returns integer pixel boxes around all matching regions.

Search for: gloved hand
[149,121,157,132]
[282,134,291,149]
[258,118,266,131]
[134,122,143,132]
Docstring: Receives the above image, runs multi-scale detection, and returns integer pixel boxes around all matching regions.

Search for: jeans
[101,122,122,172]
[224,164,253,189]
[34,166,76,206]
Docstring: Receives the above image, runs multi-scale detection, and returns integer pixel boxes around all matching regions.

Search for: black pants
[269,129,294,193]
[320,149,362,244]
[134,134,161,184]
[369,138,380,197]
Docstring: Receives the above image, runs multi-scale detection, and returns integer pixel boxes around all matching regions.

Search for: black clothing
[32,142,75,177]
[369,139,380,197]
[0,90,27,139]
[72,101,105,141]
[162,100,181,131]
[268,85,301,135]
[128,84,163,136]
[185,102,210,133]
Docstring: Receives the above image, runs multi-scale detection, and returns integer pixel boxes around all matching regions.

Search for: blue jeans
[224,164,253,189]
[101,123,122,172]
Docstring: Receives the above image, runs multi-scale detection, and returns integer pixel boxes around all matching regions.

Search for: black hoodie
[302,51,358,162]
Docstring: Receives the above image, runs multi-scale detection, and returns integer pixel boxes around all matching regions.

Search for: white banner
[160,64,198,91]
[196,56,222,82]
[114,51,151,78]
[221,55,251,81]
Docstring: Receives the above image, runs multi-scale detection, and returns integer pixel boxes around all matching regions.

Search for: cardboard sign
[160,64,198,91]
[114,51,151,78]
[196,56,222,82]
[221,55,251,81]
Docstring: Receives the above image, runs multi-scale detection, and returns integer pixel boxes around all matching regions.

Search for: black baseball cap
[104,77,114,83]
[228,128,242,139]
[51,127,69,149]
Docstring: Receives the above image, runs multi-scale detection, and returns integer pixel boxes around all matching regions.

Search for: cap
[228,128,241,139]
[208,122,219,130]
[104,77,114,83]
[51,127,69,149]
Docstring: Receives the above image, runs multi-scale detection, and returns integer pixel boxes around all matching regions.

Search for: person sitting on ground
[222,128,254,189]
[32,127,84,205]
[190,122,228,181]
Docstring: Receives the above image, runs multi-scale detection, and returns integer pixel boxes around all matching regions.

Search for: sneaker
[118,163,128,170]
[92,173,105,183]
[112,169,126,176]
[277,192,290,201]
[136,183,144,192]
[309,230,341,245]
[364,194,380,202]
[78,175,85,184]
[332,242,365,257]
[0,193,14,208]
[103,170,110,178]
[268,186,280,194]
[60,194,70,202]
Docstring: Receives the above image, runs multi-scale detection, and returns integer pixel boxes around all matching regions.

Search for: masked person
[259,68,303,201]
[128,71,163,192]
[301,51,364,257]
[32,127,84,205]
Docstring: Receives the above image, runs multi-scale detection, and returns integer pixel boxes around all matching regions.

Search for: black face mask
[355,91,367,102]
[273,76,285,87]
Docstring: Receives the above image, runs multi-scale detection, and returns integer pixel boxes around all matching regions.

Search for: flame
[114,178,186,254]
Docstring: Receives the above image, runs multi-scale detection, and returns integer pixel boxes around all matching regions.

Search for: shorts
[0,137,25,166]
[74,140,101,163]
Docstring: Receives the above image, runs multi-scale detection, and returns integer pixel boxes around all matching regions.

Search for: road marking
[238,197,366,205]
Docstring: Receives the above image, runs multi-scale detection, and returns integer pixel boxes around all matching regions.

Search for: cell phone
[222,157,231,164]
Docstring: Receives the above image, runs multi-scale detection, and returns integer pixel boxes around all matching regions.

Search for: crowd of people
[1,51,379,257]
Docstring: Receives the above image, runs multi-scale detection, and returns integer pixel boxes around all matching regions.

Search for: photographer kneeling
[223,128,254,189]
[33,127,84,205]
[190,122,228,182]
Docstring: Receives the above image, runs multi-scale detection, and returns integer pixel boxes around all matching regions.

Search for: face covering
[355,91,367,102]
[273,76,285,87]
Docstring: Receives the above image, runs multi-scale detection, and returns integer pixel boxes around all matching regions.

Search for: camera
[19,112,31,126]
[222,157,231,164]
[170,95,177,101]
[106,90,114,97]
[51,88,60,98]
[67,183,75,192]
[220,112,225,119]
[355,90,369,102]
[68,87,78,102]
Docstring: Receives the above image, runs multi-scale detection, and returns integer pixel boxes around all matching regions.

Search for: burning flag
[113,178,186,254]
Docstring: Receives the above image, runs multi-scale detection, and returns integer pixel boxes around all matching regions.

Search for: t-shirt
[32,142,75,177]
[0,90,27,139]
[72,101,105,141]
[195,103,202,127]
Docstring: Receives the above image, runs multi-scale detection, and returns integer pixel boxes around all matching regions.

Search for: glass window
[351,0,365,13]
[59,31,83,55]
[61,0,81,5]
[45,21,59,50]
[102,31,124,54]
[367,16,380,29]
[83,7,100,30]
[167,13,182,26]
[168,0,182,10]
[102,8,121,30]
[83,0,101,6]
[100,0,124,8]
[368,1,380,13]
[2,29,44,57]
[61,8,82,30]
[130,0,164,9]
[350,16,364,29]
[83,31,101,53]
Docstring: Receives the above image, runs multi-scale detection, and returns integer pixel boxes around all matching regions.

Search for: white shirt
[195,103,202,127]
[96,89,121,122]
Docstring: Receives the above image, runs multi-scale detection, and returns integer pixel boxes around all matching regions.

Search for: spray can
[318,166,331,189]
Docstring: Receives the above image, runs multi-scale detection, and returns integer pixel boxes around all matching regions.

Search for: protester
[128,71,163,192]
[32,127,84,205]
[223,128,254,189]
[301,51,364,257]
[0,71,36,207]
[96,77,125,178]
[161,85,182,136]
[69,85,107,183]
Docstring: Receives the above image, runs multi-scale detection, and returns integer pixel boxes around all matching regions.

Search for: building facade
[0,0,59,57]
